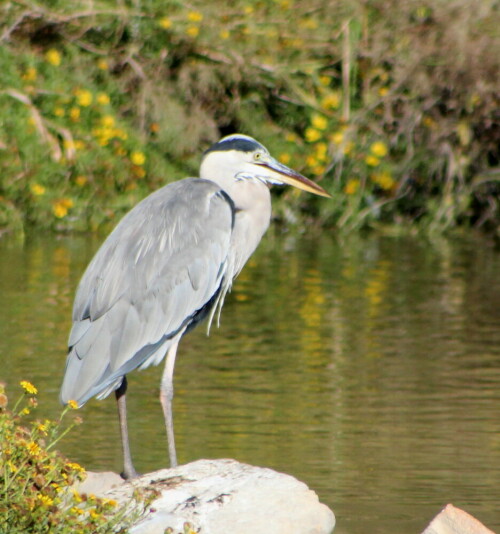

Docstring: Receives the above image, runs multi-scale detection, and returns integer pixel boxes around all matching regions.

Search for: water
[1,230,499,533]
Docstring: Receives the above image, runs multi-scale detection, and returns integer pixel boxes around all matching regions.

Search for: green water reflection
[1,231,499,533]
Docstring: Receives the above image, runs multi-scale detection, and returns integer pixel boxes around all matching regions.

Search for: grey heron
[60,133,330,479]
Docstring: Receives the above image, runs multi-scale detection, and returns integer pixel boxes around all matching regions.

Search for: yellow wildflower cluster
[37,495,54,507]
[75,89,92,107]
[186,10,203,37]
[321,92,341,111]
[371,170,395,191]
[92,118,128,146]
[53,198,74,218]
[364,140,389,167]
[66,461,85,473]
[30,184,46,196]
[187,11,203,22]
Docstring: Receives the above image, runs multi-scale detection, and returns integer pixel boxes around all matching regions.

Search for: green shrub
[0,381,147,533]
[0,0,498,235]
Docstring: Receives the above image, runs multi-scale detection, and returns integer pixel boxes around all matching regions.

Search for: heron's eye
[254,152,262,161]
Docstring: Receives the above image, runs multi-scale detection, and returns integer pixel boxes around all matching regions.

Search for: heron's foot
[120,466,140,480]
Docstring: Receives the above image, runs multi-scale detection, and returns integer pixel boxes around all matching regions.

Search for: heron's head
[200,134,330,198]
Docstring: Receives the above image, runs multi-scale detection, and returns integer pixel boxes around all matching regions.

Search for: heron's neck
[200,167,272,274]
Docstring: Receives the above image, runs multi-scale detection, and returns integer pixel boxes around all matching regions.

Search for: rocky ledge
[76,458,336,534]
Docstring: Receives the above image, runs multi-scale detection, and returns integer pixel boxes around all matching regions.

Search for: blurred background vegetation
[0,0,498,236]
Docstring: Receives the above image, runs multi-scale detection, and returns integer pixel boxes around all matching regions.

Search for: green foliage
[0,0,498,235]
[0,381,146,533]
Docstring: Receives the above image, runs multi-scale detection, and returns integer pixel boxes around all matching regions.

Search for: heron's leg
[115,376,138,480]
[160,340,181,468]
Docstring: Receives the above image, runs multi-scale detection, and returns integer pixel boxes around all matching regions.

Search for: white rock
[421,503,495,534]
[78,459,335,534]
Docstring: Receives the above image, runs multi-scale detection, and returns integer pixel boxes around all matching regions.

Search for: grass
[0,0,498,236]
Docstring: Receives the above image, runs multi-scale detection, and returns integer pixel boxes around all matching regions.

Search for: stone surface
[422,504,495,534]
[77,459,335,534]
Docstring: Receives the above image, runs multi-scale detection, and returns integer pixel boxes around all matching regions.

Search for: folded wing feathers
[61,178,234,405]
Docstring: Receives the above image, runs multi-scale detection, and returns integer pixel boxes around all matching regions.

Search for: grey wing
[60,178,235,406]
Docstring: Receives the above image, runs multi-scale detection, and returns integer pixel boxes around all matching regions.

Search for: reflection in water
[1,231,499,533]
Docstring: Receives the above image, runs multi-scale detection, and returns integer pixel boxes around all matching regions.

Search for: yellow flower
[186,26,200,37]
[306,154,318,167]
[365,155,380,167]
[66,462,85,473]
[279,153,291,164]
[75,175,88,186]
[187,11,203,22]
[20,380,38,394]
[7,461,17,473]
[371,171,395,190]
[27,441,41,456]
[378,87,389,97]
[71,489,83,502]
[101,115,115,127]
[344,178,360,195]
[37,423,48,435]
[315,142,328,160]
[329,131,344,145]
[370,141,388,157]
[159,17,172,29]
[305,127,321,143]
[130,151,146,165]
[63,139,76,151]
[75,89,92,107]
[97,93,110,105]
[219,29,230,40]
[30,183,46,196]
[38,495,54,507]
[68,399,78,409]
[22,67,37,81]
[53,198,74,218]
[319,75,330,86]
[54,107,65,117]
[311,114,328,131]
[21,407,30,415]
[311,165,326,176]
[69,107,80,121]
[321,92,340,110]
[97,59,109,70]
[244,5,254,14]
[45,49,61,66]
